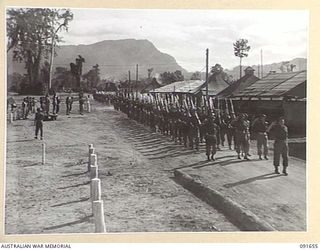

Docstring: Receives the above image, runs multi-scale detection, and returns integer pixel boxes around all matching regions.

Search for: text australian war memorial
[5,8,307,234]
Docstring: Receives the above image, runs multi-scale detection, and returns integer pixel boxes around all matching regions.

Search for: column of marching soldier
[100,92,289,175]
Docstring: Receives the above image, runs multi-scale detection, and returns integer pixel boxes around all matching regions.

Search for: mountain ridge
[7,39,187,80]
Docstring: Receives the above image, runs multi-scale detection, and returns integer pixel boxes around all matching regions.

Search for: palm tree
[233,39,251,79]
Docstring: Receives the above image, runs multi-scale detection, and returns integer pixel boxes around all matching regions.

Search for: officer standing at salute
[267,117,289,175]
[203,113,219,161]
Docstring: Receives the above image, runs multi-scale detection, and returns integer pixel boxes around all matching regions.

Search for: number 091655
[300,244,318,248]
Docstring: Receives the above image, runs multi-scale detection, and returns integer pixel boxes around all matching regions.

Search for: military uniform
[252,115,269,160]
[268,119,289,175]
[203,116,219,160]
[34,108,44,139]
[233,114,250,159]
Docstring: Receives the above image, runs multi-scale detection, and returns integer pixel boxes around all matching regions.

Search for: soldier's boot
[211,154,215,161]
[274,167,280,174]
[244,154,250,160]
[264,155,269,160]
[282,167,288,176]
[259,155,263,160]
[237,154,241,159]
[207,154,210,161]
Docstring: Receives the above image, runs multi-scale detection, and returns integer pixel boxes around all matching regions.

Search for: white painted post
[90,153,97,168]
[93,200,106,233]
[42,142,46,165]
[88,148,95,171]
[90,165,98,179]
[91,178,101,201]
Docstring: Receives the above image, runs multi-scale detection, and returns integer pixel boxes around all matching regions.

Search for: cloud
[59,9,308,71]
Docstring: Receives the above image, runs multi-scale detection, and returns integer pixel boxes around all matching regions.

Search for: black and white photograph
[5,7,307,235]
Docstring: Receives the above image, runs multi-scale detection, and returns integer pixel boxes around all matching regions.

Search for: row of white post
[88,144,106,233]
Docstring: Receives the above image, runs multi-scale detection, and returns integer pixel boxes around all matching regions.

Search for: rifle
[230,98,235,115]
[225,98,230,116]
[183,99,191,117]
[190,98,201,125]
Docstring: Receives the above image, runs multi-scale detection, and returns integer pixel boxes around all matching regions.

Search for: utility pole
[136,64,138,96]
[205,48,209,100]
[128,70,131,93]
[48,22,67,91]
[261,49,263,78]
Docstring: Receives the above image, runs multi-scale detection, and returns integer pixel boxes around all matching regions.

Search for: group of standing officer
[109,94,289,175]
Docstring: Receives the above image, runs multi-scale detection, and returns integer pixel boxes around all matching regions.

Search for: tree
[147,68,154,79]
[210,63,232,83]
[233,39,251,79]
[83,64,100,90]
[52,66,71,90]
[7,8,73,94]
[70,55,85,89]
[160,70,184,85]
[190,71,201,80]
[7,72,24,92]
[211,64,224,74]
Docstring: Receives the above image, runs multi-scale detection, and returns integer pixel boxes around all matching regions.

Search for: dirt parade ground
[5,98,306,234]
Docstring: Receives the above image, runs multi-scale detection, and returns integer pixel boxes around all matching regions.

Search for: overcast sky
[60,9,308,72]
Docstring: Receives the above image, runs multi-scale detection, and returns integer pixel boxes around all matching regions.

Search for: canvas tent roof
[150,80,204,94]
[234,70,306,98]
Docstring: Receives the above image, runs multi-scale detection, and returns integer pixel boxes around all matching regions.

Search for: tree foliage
[70,55,85,88]
[233,39,251,79]
[190,71,201,80]
[160,70,184,85]
[7,8,73,93]
[83,64,100,90]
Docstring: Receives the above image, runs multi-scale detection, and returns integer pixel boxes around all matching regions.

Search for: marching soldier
[220,113,229,147]
[203,113,219,161]
[252,114,269,160]
[233,113,250,160]
[226,113,236,150]
[188,108,201,150]
[267,117,289,175]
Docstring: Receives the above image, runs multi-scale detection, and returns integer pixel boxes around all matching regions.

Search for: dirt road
[5,99,238,234]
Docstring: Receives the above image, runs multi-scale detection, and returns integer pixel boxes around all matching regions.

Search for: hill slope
[225,58,307,80]
[7,39,187,80]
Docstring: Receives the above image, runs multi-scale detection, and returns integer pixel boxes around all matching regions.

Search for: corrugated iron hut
[233,70,306,135]
[217,66,260,97]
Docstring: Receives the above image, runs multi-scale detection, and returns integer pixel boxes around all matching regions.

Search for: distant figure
[31,97,36,113]
[267,117,289,175]
[44,94,50,115]
[21,98,27,119]
[34,108,44,140]
[79,93,84,115]
[52,93,60,114]
[52,93,57,114]
[66,95,73,115]
[56,95,61,114]
[86,95,91,113]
